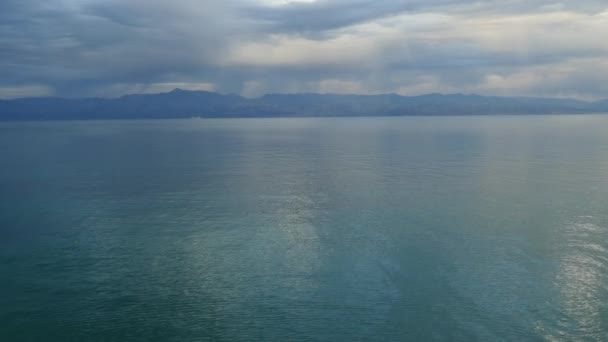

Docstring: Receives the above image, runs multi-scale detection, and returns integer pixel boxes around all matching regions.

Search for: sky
[0,0,607,99]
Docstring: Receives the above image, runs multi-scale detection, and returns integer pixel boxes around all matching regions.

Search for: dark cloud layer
[0,0,607,99]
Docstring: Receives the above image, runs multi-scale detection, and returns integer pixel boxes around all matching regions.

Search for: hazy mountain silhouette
[1,89,606,120]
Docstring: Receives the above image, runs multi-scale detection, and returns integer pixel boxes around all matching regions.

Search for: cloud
[0,85,54,99]
[0,0,607,99]
[224,33,381,67]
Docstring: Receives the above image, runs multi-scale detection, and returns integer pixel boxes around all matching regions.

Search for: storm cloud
[0,0,607,99]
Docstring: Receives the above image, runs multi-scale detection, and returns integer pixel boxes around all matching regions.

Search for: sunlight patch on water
[551,218,608,340]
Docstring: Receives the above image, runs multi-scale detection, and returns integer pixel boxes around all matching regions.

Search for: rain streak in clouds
[1,0,608,99]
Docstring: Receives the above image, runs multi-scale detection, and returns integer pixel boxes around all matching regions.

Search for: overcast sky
[1,0,607,99]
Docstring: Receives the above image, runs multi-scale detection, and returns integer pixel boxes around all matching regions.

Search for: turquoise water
[1,116,608,341]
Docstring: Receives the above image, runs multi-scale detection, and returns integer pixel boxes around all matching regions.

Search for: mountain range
[1,89,607,120]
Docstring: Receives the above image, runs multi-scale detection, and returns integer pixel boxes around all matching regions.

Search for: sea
[1,115,607,341]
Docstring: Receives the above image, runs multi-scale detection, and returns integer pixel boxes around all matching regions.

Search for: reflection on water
[550,216,608,340]
[1,116,608,341]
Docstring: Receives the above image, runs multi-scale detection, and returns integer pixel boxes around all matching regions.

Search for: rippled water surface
[1,116,608,341]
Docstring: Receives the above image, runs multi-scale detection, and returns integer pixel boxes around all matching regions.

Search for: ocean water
[1,116,608,341]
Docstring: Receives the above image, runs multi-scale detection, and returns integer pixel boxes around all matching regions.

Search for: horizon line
[1,88,606,103]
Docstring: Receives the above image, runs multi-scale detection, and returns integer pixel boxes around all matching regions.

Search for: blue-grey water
[1,116,608,341]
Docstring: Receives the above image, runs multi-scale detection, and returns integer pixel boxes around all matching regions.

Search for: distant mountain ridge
[1,88,607,120]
